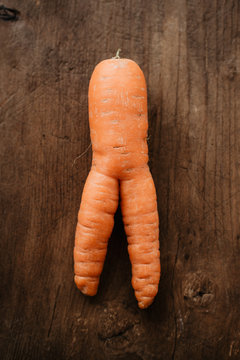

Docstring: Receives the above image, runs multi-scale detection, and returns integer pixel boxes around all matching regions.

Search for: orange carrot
[74,52,160,309]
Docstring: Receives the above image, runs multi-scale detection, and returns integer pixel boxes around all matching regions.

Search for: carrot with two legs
[74,51,160,309]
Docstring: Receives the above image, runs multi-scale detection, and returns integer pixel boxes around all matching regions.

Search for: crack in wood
[47,285,60,338]
[171,21,182,360]
[0,5,20,21]
[171,233,180,360]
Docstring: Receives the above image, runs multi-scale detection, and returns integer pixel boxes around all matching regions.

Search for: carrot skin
[74,169,118,295]
[74,58,161,308]
[120,167,160,308]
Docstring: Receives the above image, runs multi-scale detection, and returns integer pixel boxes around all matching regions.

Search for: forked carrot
[74,51,160,309]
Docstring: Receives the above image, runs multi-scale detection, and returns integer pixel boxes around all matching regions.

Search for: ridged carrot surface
[74,57,160,309]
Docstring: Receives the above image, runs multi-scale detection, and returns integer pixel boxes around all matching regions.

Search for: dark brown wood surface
[1,1,240,359]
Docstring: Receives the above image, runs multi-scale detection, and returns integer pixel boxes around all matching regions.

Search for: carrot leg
[120,168,161,309]
[74,169,119,296]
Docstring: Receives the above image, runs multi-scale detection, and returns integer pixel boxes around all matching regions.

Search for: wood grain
[0,0,240,359]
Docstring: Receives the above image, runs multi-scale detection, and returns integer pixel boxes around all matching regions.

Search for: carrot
[74,51,160,309]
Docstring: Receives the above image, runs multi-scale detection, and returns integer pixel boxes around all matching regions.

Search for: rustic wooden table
[1,1,240,359]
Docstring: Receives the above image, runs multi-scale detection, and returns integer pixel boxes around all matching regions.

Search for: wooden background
[1,0,240,359]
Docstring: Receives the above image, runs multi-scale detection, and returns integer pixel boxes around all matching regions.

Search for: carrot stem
[112,48,121,59]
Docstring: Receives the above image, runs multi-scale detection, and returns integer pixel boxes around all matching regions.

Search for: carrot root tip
[138,301,146,309]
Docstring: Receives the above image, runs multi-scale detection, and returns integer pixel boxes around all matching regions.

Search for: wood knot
[96,302,142,354]
[0,5,20,21]
[183,272,215,309]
